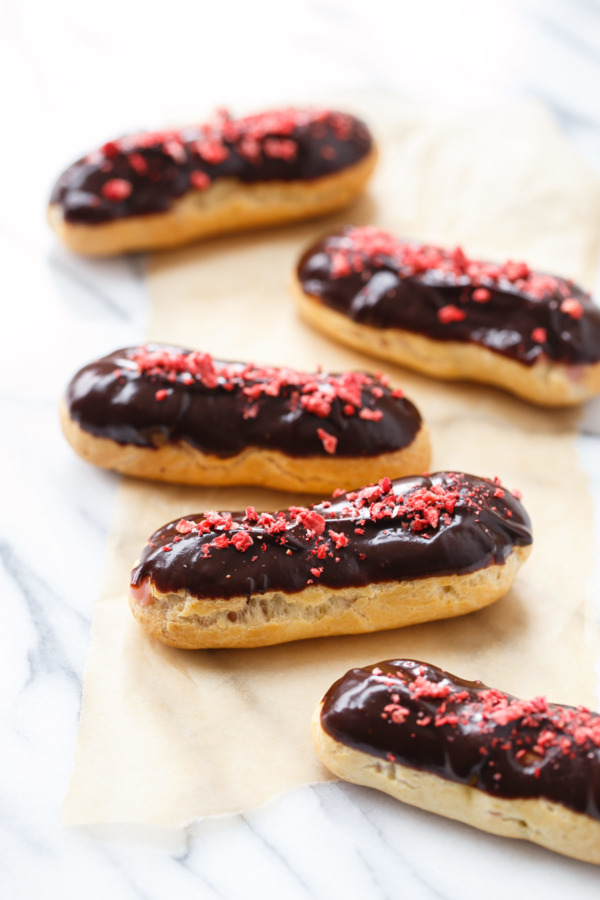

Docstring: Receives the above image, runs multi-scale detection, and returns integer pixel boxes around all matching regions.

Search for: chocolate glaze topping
[320,659,600,820]
[130,472,532,600]
[50,109,372,225]
[65,344,421,458]
[297,226,600,366]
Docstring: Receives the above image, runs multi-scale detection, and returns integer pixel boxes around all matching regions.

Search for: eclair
[129,472,532,649]
[313,659,600,865]
[293,226,600,406]
[48,108,376,256]
[60,344,430,493]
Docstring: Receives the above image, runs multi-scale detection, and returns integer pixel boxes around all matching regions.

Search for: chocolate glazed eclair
[314,659,600,865]
[48,108,376,255]
[129,472,532,649]
[60,344,430,493]
[293,226,600,406]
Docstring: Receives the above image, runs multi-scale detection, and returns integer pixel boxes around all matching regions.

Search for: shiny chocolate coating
[130,472,532,600]
[297,229,600,366]
[50,109,372,225]
[65,344,422,458]
[320,659,600,819]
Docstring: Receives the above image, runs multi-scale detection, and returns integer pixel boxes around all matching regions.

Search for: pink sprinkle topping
[531,327,547,343]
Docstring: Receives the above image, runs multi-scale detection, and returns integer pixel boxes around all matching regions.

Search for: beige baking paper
[64,95,600,827]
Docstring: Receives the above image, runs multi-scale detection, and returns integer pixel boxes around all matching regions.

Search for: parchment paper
[64,96,600,827]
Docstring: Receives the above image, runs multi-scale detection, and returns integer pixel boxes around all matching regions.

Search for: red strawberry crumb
[128,152,148,175]
[317,428,338,454]
[359,408,383,421]
[176,519,196,534]
[101,178,133,201]
[383,703,410,724]
[190,171,211,190]
[310,567,323,577]
[330,252,352,278]
[320,145,337,160]
[328,530,349,549]
[101,141,120,158]
[531,327,547,343]
[301,394,332,417]
[231,531,253,552]
[263,138,297,160]
[163,139,186,163]
[242,403,259,420]
[196,141,229,164]
[155,389,169,401]
[560,297,584,319]
[298,510,326,535]
[437,304,467,324]
[324,228,580,309]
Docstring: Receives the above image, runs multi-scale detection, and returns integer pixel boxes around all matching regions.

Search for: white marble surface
[3,0,600,896]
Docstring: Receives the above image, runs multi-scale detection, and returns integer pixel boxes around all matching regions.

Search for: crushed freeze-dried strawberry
[438,304,467,324]
[101,178,133,201]
[317,428,338,454]
[560,298,584,319]
[190,170,211,190]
